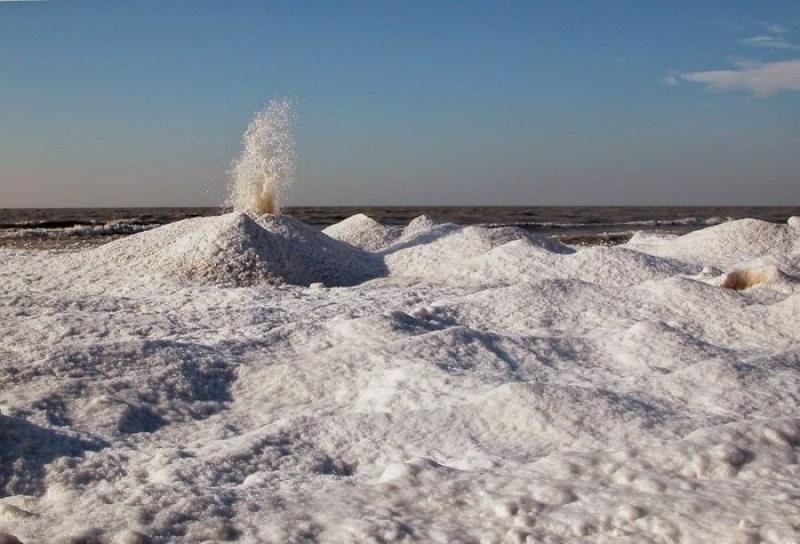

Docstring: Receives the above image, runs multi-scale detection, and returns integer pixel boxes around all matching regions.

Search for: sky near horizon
[1,1,799,207]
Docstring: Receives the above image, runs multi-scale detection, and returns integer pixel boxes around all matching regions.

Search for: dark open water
[1,206,798,250]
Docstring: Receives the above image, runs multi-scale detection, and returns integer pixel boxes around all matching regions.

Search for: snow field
[0,214,798,542]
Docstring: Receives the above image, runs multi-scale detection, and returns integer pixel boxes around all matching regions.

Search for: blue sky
[1,0,799,207]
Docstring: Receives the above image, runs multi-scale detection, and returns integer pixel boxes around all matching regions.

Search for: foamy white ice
[1,214,799,543]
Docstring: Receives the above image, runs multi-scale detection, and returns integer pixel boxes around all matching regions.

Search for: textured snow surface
[1,215,799,543]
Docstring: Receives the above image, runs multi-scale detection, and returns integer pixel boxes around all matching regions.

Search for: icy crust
[323,418,800,543]
[1,216,800,542]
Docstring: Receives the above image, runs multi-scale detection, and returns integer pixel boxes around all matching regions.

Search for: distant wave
[486,216,732,230]
[0,218,162,239]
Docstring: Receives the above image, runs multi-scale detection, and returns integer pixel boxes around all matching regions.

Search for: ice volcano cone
[70,212,384,287]
[59,101,390,288]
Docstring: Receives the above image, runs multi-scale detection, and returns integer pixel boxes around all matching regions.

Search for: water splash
[228,99,296,215]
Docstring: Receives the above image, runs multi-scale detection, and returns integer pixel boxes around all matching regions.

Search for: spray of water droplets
[228,99,296,215]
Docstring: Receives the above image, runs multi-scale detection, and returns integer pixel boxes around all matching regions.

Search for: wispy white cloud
[741,20,798,50]
[756,21,790,35]
[663,71,680,86]
[673,58,800,97]
[743,35,800,50]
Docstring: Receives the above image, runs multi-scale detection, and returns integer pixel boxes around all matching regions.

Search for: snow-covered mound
[383,223,573,278]
[454,242,698,287]
[2,215,800,543]
[399,214,438,240]
[64,212,383,287]
[322,213,399,252]
[627,217,800,268]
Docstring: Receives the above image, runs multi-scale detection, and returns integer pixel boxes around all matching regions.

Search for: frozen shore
[1,213,799,543]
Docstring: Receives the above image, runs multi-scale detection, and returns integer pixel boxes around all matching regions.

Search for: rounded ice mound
[788,216,800,228]
[383,224,573,278]
[455,242,695,287]
[562,246,698,286]
[627,218,800,267]
[400,215,438,240]
[72,212,384,287]
[628,230,679,245]
[322,214,399,252]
